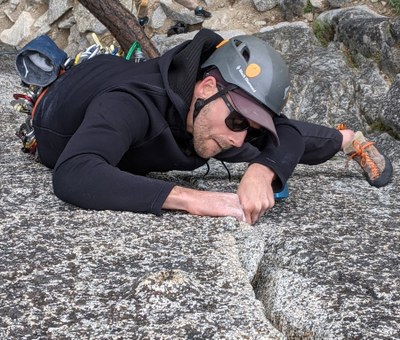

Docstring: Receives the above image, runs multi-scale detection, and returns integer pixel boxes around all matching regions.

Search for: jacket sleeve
[53,91,175,215]
[248,116,306,192]
[216,115,306,192]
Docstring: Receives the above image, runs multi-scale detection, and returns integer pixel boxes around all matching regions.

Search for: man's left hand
[237,163,276,224]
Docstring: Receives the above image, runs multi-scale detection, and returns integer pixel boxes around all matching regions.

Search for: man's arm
[53,91,174,215]
[236,123,307,224]
[162,186,245,221]
[54,153,176,215]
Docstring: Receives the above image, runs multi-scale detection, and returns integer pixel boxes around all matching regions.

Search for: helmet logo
[245,63,261,78]
[236,65,257,93]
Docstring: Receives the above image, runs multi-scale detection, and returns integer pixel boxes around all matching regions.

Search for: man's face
[192,94,259,159]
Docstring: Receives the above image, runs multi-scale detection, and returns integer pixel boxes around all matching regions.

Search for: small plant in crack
[313,21,335,47]
[369,120,400,139]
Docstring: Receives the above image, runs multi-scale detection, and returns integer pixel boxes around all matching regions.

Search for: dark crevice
[250,257,317,339]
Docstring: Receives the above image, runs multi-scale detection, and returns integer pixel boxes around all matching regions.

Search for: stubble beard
[192,107,223,159]
[193,126,216,159]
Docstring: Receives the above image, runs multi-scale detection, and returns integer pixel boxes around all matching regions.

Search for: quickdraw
[12,85,43,155]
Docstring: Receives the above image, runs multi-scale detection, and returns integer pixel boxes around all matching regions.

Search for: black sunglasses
[220,93,265,142]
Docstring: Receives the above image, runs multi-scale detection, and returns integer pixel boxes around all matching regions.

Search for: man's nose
[229,130,247,148]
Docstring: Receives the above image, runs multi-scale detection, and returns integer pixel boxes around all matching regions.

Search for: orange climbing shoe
[343,131,393,187]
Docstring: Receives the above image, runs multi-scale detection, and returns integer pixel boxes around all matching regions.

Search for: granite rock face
[1,8,400,340]
[254,161,400,338]
[260,10,400,136]
[332,8,400,79]
[382,75,400,133]
[1,39,279,338]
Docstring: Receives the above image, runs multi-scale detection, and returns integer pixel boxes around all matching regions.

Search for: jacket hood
[158,29,224,125]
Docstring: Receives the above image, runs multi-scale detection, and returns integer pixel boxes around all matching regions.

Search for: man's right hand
[162,186,246,222]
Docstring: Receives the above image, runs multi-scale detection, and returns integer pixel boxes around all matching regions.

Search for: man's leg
[281,117,393,187]
[275,117,343,165]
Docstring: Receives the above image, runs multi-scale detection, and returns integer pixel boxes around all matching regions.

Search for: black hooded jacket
[33,29,303,215]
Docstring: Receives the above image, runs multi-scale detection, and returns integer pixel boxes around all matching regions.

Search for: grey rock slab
[72,0,134,35]
[310,0,329,10]
[73,2,107,35]
[2,14,400,337]
[201,10,236,32]
[0,11,34,47]
[328,0,352,8]
[316,5,385,28]
[159,0,204,26]
[253,0,279,12]
[352,54,390,126]
[258,21,397,134]
[0,44,282,339]
[382,74,400,133]
[150,5,167,30]
[320,6,400,79]
[254,156,400,338]
[258,23,362,128]
[152,29,246,55]
[278,0,308,20]
[47,0,73,24]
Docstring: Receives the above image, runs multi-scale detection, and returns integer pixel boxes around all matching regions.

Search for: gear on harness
[125,41,147,63]
[12,33,147,157]
[16,116,37,155]
[12,84,43,155]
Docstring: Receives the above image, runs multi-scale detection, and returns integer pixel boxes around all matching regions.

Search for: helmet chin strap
[192,84,237,125]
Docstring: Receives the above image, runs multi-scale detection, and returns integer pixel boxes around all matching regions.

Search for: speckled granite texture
[1,42,399,339]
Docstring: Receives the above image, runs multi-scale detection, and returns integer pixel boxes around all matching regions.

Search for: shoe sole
[367,153,393,188]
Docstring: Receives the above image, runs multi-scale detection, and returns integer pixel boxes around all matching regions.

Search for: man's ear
[196,75,218,98]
